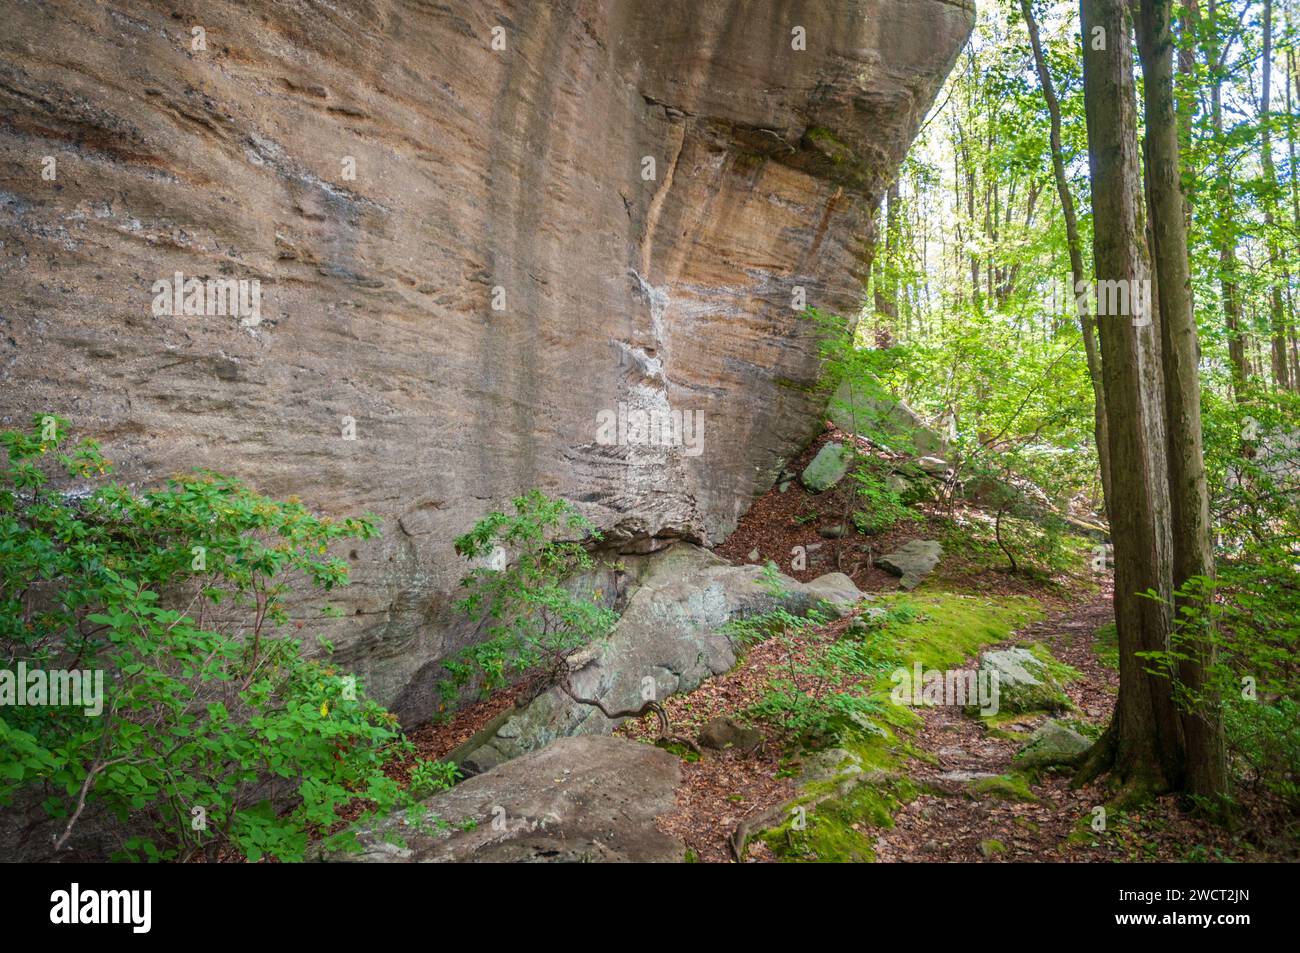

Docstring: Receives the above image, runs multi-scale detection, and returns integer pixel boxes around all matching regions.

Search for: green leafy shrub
[1223,697,1300,809]
[440,490,617,704]
[850,461,923,535]
[732,568,907,744]
[0,415,434,862]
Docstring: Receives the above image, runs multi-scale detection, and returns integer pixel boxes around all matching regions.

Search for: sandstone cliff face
[0,0,972,720]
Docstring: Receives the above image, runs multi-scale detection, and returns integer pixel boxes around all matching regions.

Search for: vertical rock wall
[0,0,973,717]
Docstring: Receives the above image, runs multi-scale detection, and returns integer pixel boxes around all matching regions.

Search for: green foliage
[0,415,425,862]
[850,460,922,535]
[735,579,913,745]
[441,490,616,704]
[1223,696,1300,809]
[1134,390,1300,807]
[408,758,462,798]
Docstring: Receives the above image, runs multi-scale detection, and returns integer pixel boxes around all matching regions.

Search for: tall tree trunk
[1076,0,1184,799]
[875,180,900,324]
[1209,0,1250,397]
[1021,0,1113,507]
[1261,0,1295,390]
[1135,0,1228,804]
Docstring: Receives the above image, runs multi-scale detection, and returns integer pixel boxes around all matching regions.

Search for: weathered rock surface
[320,736,682,863]
[697,716,762,752]
[972,648,1071,715]
[1013,720,1091,770]
[801,441,852,492]
[459,543,864,773]
[915,455,951,476]
[879,538,943,590]
[828,378,948,455]
[803,571,867,617]
[0,0,973,717]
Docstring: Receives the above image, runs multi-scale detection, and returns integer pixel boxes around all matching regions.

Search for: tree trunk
[1261,0,1294,390]
[875,180,900,324]
[1135,0,1228,804]
[1076,0,1184,799]
[1021,0,1113,507]
[1208,0,1250,397]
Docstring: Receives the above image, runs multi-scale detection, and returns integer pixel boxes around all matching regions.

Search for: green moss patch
[969,772,1039,803]
[751,591,1045,861]
[877,592,1044,672]
[759,774,918,863]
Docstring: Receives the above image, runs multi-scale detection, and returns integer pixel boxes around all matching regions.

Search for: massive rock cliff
[0,0,972,720]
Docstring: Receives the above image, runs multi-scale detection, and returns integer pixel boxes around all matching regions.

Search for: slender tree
[1021,0,1113,504]
[1261,0,1296,390]
[1209,0,1251,397]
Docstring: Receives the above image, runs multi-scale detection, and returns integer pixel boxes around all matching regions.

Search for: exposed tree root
[557,680,702,756]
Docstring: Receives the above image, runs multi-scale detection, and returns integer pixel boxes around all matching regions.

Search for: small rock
[978,838,1007,858]
[878,539,943,590]
[888,470,937,504]
[747,548,760,562]
[1014,719,1091,769]
[804,572,865,617]
[916,455,950,476]
[799,747,864,782]
[697,716,764,751]
[973,648,1072,715]
[801,442,852,492]
[938,770,999,783]
[818,523,848,539]
[847,606,889,635]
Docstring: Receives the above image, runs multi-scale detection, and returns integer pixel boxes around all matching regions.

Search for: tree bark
[1076,0,1184,799]
[1135,0,1228,804]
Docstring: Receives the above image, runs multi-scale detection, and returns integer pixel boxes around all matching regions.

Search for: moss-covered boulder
[1013,719,1091,770]
[971,647,1072,715]
[801,442,853,492]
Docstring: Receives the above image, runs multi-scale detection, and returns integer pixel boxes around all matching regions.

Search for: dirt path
[873,591,1288,863]
[874,594,1116,862]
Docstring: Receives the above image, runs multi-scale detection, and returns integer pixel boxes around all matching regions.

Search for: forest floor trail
[399,429,1295,862]
[874,594,1292,862]
[872,594,1123,862]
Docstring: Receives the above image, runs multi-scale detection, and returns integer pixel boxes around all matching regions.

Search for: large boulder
[801,442,853,492]
[828,379,948,455]
[319,736,682,863]
[458,543,863,772]
[0,1,973,717]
